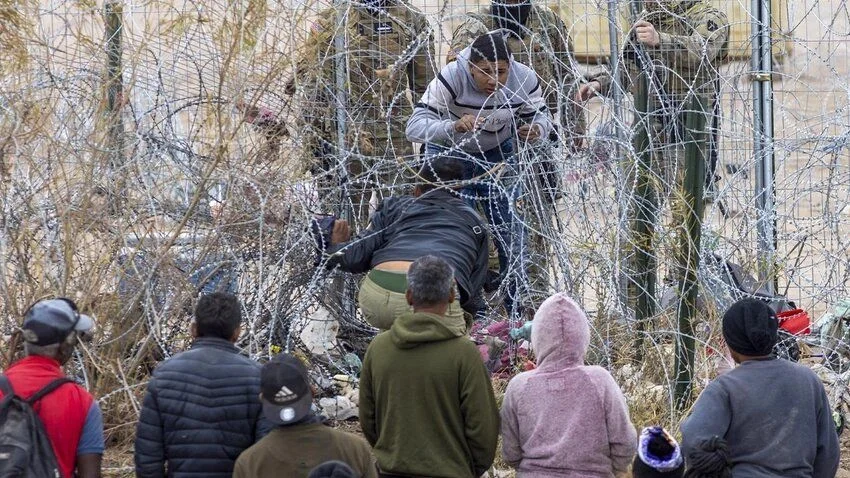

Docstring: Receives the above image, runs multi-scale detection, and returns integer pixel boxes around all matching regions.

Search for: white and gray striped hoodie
[405,46,553,154]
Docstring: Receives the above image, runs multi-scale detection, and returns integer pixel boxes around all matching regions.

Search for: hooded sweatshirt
[359,311,499,477]
[500,293,637,477]
[405,46,552,153]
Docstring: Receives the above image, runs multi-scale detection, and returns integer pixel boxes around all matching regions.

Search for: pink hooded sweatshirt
[500,293,637,477]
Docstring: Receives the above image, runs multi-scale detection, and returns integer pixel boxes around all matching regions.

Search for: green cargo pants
[358,269,468,333]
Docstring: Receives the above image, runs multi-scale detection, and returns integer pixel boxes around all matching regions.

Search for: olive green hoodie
[359,312,499,477]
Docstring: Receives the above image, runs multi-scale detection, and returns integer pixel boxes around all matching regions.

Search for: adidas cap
[260,353,313,425]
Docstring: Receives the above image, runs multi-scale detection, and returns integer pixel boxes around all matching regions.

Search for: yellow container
[554,0,793,62]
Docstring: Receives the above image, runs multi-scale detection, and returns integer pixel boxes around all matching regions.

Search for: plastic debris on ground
[300,305,339,355]
[471,320,534,376]
[319,395,358,420]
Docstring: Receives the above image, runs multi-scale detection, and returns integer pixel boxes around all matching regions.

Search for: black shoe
[483,270,502,293]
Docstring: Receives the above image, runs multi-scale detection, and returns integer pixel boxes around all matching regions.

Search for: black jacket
[134,337,271,477]
[328,188,489,314]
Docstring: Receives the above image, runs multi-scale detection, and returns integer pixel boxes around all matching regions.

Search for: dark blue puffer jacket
[134,337,272,477]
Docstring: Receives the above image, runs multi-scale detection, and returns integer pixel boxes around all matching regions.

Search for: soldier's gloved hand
[518,123,542,141]
[577,81,601,103]
[454,114,480,133]
[633,20,661,47]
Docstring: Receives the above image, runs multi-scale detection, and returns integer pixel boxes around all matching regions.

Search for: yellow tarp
[554,0,793,61]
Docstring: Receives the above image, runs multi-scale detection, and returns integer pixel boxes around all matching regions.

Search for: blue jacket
[134,337,271,477]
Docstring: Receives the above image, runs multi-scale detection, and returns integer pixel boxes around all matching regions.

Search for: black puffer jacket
[134,337,271,477]
[327,188,489,315]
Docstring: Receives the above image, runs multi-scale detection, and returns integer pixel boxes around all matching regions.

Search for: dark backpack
[0,375,72,478]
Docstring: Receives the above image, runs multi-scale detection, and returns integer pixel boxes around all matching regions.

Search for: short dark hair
[469,32,512,63]
[407,255,454,307]
[417,157,464,192]
[194,292,242,339]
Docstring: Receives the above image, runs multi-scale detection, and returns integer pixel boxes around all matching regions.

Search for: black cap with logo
[260,353,314,425]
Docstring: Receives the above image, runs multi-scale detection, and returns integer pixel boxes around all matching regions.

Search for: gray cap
[22,298,94,346]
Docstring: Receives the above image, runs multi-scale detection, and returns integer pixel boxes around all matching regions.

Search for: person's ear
[57,333,78,364]
[230,326,242,343]
[728,348,742,364]
[405,289,414,306]
[448,288,456,304]
[190,322,199,338]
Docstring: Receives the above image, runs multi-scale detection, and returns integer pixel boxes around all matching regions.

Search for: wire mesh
[1,0,850,457]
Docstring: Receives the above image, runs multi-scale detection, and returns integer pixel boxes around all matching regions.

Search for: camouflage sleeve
[587,61,632,98]
[448,13,489,63]
[544,8,586,143]
[653,8,729,68]
[407,12,437,98]
[293,11,335,85]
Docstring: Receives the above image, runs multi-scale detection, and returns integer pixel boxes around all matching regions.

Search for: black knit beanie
[722,298,778,356]
[632,427,684,478]
[683,436,732,478]
[307,460,357,478]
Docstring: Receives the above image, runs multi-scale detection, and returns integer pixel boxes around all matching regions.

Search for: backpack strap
[0,375,13,397]
[26,378,74,406]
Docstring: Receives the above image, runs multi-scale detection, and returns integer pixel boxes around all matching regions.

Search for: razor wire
[1,0,850,447]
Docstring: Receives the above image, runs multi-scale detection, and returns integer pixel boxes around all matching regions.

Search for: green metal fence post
[674,95,707,409]
[105,0,125,213]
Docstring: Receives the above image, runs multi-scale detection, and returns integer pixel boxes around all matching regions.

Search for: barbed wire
[2,0,850,458]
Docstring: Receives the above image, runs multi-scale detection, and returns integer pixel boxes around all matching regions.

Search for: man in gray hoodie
[680,298,839,477]
[406,31,552,319]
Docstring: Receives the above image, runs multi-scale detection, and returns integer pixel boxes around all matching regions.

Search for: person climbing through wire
[449,0,591,310]
[405,31,552,321]
[318,157,489,332]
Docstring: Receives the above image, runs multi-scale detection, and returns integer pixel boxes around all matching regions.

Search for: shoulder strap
[26,378,74,406]
[418,196,486,244]
[0,375,14,400]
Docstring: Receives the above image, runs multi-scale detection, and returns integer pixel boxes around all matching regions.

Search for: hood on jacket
[456,46,475,83]
[531,293,590,368]
[390,312,465,349]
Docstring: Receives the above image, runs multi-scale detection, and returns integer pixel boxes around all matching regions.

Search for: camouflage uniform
[450,4,585,309]
[592,0,729,287]
[593,0,729,186]
[292,0,435,224]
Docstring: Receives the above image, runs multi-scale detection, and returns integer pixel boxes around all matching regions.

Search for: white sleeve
[405,74,456,144]
[516,72,553,139]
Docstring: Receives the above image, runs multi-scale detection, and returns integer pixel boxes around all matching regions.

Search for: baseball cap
[22,298,95,346]
[260,354,314,425]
